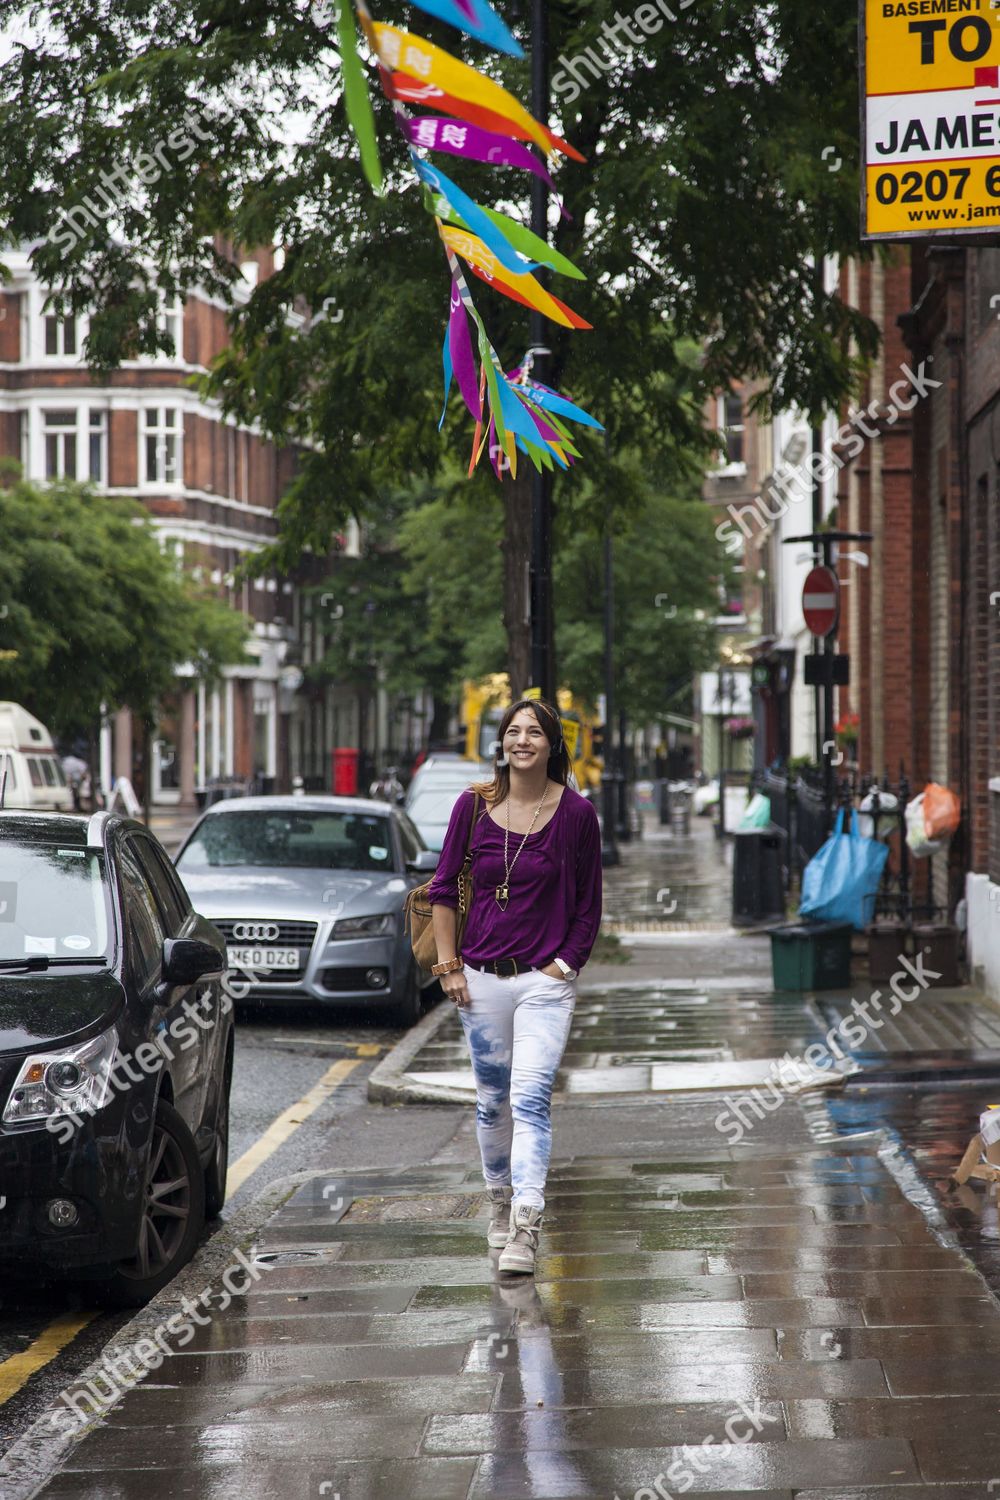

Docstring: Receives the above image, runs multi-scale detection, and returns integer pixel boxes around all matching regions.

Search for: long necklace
[495,784,550,910]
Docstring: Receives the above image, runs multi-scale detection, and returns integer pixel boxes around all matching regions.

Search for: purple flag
[449,280,481,421]
[403,115,560,201]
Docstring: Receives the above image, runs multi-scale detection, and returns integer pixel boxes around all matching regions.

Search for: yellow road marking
[225,1056,361,1200]
[354,1043,382,1057]
[0,1056,362,1411]
[0,1312,97,1406]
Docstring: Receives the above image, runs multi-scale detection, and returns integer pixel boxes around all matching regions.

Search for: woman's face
[503,709,552,772]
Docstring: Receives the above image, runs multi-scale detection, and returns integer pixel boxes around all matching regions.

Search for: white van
[0,702,74,812]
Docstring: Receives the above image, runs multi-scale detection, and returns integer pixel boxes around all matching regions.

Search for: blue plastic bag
[799,809,890,931]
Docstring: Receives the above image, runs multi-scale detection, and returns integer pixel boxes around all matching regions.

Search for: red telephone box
[332,747,359,795]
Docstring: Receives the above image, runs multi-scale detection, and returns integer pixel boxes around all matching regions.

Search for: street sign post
[861,0,1000,239]
[786,531,871,833]
[802,566,840,638]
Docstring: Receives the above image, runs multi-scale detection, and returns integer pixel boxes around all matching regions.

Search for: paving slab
[18,1134,1000,1500]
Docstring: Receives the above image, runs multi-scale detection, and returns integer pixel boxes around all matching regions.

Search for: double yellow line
[0,1054,361,1411]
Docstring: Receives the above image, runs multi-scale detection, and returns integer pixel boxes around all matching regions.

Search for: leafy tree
[308,458,721,727]
[0,0,873,504]
[0,0,871,685]
[554,461,724,720]
[0,472,249,739]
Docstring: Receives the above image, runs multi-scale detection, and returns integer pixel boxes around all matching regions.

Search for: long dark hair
[472,698,571,806]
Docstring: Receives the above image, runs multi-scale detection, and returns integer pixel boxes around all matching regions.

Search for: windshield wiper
[0,956,109,972]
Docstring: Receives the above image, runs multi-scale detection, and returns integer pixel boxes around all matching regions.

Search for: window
[44,315,77,357]
[978,249,1000,330]
[143,406,181,484]
[395,811,422,866]
[720,393,745,466]
[88,410,106,482]
[0,839,111,964]
[44,409,77,480]
[118,843,166,988]
[157,294,183,359]
[133,836,189,933]
[27,758,43,788]
[177,810,393,873]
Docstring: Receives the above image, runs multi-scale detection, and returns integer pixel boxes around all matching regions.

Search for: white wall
[967,873,1000,1002]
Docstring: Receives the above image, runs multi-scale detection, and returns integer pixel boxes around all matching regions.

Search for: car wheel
[99,1097,206,1308]
[389,963,422,1028]
[204,1051,233,1220]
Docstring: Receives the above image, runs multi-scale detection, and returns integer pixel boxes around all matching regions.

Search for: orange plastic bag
[923,783,961,840]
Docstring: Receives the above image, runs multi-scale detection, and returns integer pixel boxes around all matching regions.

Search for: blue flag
[405,0,523,57]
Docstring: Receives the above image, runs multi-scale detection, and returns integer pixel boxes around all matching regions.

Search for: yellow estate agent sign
[863,0,1000,237]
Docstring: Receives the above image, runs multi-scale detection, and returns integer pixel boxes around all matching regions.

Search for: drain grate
[253,1247,339,1267]
[342,1193,482,1223]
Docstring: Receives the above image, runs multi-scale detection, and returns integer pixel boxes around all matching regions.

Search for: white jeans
[459,964,576,1212]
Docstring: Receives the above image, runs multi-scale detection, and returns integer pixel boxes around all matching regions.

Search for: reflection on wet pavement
[33,1143,1000,1499]
[600,820,734,930]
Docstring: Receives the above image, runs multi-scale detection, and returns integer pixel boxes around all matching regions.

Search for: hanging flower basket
[724,716,755,740]
[835,712,860,746]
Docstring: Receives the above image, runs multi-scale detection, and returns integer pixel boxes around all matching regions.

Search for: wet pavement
[28,1140,1000,1499]
[401,968,1000,1098]
[11,819,1000,1498]
[600,817,734,931]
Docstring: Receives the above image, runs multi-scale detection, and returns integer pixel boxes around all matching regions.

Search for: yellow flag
[373,23,551,155]
[440,226,585,331]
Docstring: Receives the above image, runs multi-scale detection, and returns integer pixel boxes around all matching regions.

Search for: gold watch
[431,956,464,976]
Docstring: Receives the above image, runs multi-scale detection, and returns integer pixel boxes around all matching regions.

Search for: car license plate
[226,945,299,971]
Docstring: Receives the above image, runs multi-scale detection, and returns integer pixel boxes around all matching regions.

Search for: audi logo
[231,922,280,942]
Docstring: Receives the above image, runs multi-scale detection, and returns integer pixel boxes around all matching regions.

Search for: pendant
[495,883,509,910]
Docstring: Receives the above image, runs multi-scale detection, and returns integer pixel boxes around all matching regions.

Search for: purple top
[426,784,603,972]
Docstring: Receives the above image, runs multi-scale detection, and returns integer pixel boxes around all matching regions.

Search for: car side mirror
[162,937,224,986]
[407,850,439,873]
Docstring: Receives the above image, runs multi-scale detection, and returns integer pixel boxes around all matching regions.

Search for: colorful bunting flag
[404,0,523,57]
[338,0,601,478]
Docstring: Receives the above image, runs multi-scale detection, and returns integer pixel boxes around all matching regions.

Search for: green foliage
[310,458,721,718]
[553,459,723,718]
[0,0,876,559]
[306,471,505,702]
[0,475,249,736]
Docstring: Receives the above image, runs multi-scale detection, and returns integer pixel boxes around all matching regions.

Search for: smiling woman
[427,698,603,1276]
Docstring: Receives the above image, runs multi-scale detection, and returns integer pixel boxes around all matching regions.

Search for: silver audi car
[173,795,439,1026]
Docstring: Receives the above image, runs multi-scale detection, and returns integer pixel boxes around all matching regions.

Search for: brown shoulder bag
[404,790,481,970]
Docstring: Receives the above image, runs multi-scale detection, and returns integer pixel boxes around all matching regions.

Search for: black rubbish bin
[732,824,787,927]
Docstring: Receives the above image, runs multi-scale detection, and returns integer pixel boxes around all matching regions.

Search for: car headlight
[3,1026,118,1129]
[329,913,394,940]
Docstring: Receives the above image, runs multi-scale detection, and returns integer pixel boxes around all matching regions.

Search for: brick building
[833,246,1000,994]
[0,246,422,808]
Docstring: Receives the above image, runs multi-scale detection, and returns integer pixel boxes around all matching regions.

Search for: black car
[0,811,232,1305]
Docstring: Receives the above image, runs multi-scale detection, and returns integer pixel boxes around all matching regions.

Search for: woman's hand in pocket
[539,963,565,980]
[441,967,472,1008]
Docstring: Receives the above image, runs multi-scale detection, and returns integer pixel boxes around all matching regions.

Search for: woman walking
[427,698,602,1274]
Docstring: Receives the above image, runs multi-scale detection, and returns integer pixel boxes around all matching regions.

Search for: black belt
[471,956,554,978]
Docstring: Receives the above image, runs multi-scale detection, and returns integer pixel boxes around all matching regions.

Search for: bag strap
[456,790,481,920]
[834,808,845,836]
[461,790,481,870]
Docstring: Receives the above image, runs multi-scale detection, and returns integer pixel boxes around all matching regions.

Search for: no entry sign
[802,566,839,638]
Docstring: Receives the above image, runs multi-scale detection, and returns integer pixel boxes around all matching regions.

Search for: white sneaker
[486,1185,513,1249]
[498,1203,543,1274]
